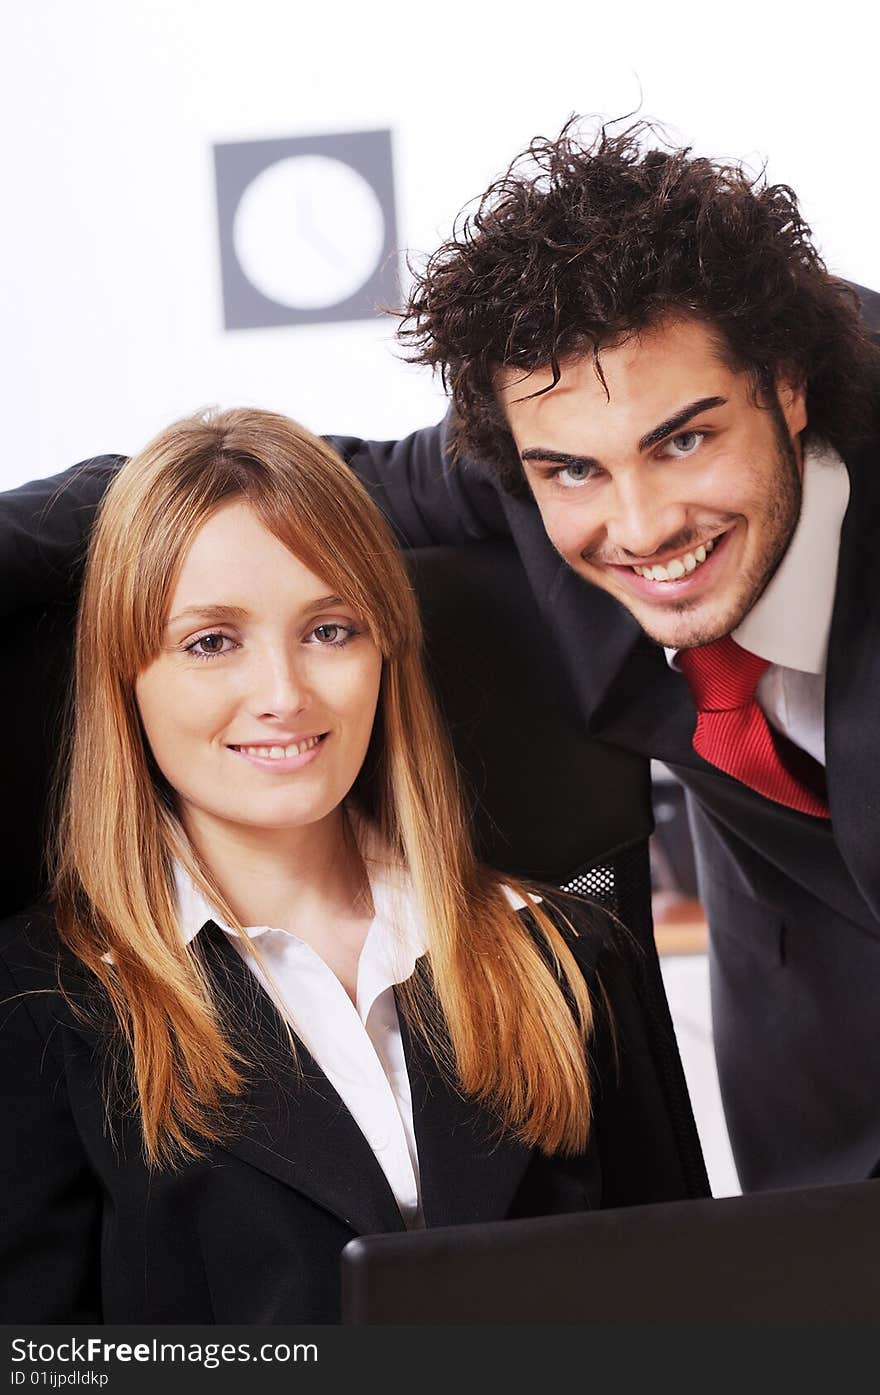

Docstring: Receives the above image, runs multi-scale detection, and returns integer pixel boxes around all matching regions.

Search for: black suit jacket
[0,897,705,1324]
[1,290,877,1191]
[328,427,880,1193]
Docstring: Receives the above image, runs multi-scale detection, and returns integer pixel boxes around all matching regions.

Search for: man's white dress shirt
[667,439,850,767]
[174,822,528,1230]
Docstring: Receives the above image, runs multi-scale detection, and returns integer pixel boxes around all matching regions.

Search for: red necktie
[677,636,829,818]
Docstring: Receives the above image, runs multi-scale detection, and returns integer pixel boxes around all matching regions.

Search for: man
[2,121,879,1192]
[383,123,880,1194]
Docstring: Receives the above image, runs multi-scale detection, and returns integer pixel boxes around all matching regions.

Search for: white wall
[3,0,877,488]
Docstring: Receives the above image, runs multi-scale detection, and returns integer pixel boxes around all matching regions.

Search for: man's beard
[633,411,802,650]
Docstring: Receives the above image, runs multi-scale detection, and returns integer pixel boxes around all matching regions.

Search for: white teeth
[284,736,321,757]
[633,536,720,582]
[237,736,322,760]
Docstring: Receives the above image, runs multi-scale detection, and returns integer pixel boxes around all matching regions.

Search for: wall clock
[214,130,399,330]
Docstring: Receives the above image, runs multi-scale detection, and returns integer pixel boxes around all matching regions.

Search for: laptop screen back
[341,1180,880,1323]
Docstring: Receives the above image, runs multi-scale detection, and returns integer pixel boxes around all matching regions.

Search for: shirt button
[368,1133,389,1152]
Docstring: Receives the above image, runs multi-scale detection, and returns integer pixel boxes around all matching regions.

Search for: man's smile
[629,535,716,580]
[590,527,737,606]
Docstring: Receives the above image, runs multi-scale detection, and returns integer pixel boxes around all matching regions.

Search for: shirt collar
[666,438,849,676]
[171,816,427,975]
[173,863,232,947]
[173,816,531,985]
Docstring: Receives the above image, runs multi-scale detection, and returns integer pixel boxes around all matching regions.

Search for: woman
[0,408,703,1324]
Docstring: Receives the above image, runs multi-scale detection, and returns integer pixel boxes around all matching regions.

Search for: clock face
[232,154,387,311]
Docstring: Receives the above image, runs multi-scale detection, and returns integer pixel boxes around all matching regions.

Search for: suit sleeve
[0,950,102,1321]
[0,418,509,613]
[0,454,124,612]
[589,926,710,1205]
[327,416,509,547]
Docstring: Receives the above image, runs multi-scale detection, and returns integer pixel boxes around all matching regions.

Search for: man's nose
[604,474,687,560]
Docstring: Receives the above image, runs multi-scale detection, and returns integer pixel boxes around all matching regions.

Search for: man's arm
[0,454,124,611]
[0,418,509,613]
[328,417,508,547]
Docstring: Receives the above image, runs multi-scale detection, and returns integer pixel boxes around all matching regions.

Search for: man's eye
[664,430,704,457]
[548,462,594,487]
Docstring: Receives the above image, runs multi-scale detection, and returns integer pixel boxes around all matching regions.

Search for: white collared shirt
[667,439,850,766]
[174,826,530,1230]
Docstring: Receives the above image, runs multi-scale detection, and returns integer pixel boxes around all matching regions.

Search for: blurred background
[3,0,876,1195]
[2,0,877,485]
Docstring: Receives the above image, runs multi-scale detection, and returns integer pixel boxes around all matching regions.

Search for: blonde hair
[53,407,596,1165]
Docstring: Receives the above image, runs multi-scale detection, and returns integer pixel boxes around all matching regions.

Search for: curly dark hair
[400,118,880,492]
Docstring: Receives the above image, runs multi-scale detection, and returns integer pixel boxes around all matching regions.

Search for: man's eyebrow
[520,448,599,470]
[520,396,728,469]
[637,396,727,451]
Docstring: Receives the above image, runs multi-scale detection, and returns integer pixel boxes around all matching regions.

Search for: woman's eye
[310,623,355,646]
[185,632,235,659]
[665,430,704,457]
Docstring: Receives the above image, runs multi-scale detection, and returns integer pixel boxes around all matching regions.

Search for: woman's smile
[227,731,329,772]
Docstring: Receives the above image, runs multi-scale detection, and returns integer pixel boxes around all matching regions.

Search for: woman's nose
[248,648,311,721]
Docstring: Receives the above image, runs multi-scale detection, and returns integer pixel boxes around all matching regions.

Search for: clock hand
[297,194,357,273]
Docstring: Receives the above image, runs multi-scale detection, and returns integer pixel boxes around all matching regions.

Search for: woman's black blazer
[0,898,708,1323]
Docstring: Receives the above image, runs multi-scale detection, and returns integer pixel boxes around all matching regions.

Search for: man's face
[497,317,808,650]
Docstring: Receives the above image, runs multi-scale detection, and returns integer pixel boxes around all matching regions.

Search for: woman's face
[135,500,383,843]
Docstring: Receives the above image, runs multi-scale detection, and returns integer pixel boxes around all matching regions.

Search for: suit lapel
[200,926,536,1236]
[197,922,406,1237]
[542,548,704,765]
[825,431,880,921]
[545,559,649,734]
[396,982,533,1228]
[504,493,649,733]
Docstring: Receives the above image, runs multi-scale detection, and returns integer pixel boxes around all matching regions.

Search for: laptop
[341,1179,880,1323]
